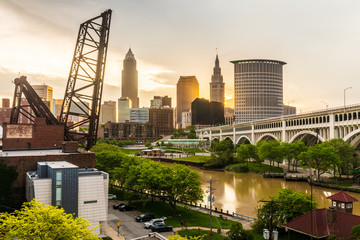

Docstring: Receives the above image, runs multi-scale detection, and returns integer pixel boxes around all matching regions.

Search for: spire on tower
[125,48,135,60]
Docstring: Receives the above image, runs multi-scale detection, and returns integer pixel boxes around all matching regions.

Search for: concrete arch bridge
[197,104,360,148]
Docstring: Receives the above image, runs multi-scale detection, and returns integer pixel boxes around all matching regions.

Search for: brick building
[150,96,172,108]
[98,121,159,143]
[2,118,64,150]
[1,150,95,199]
[149,107,174,136]
[0,98,11,126]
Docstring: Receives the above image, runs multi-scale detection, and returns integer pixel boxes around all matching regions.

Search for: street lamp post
[344,87,352,110]
[321,101,328,110]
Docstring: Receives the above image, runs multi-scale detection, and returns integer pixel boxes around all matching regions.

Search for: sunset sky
[1,0,360,112]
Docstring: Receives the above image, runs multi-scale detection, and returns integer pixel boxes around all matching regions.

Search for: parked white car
[144,217,167,229]
[108,194,116,200]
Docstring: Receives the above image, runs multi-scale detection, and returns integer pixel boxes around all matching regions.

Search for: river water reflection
[197,169,360,217]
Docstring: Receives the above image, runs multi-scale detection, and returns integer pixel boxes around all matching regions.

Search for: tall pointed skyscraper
[121,48,139,108]
[210,54,225,104]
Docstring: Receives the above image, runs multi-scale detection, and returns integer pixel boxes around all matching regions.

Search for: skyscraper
[210,54,225,104]
[231,59,286,123]
[100,101,116,123]
[176,76,199,128]
[118,97,131,122]
[32,84,53,113]
[121,48,139,108]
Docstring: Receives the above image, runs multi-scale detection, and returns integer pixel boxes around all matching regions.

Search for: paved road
[108,200,173,239]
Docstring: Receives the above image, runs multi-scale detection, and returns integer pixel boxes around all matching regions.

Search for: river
[196,169,360,217]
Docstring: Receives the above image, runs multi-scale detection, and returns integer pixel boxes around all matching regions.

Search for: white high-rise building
[231,59,286,123]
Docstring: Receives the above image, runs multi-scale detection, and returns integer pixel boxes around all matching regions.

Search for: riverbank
[151,157,360,194]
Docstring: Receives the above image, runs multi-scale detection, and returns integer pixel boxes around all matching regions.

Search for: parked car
[119,204,136,211]
[108,194,116,200]
[144,217,166,229]
[135,213,155,222]
[151,223,173,232]
[113,203,125,209]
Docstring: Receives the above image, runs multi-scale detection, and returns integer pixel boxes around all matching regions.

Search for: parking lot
[108,200,173,239]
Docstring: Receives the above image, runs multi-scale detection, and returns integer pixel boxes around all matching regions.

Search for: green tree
[253,188,316,232]
[236,144,258,166]
[0,199,99,239]
[163,164,203,213]
[90,142,120,153]
[351,224,360,240]
[226,223,253,240]
[257,140,282,168]
[288,141,307,171]
[299,142,339,181]
[186,125,197,139]
[145,141,152,148]
[94,150,132,181]
[329,138,357,178]
[206,139,235,168]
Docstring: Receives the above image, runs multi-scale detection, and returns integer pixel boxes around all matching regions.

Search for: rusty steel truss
[10,76,59,125]
[59,9,112,150]
[10,10,112,150]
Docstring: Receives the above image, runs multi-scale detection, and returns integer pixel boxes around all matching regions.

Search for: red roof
[327,191,358,203]
[283,208,360,240]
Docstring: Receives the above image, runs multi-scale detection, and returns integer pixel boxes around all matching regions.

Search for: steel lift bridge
[10,10,112,150]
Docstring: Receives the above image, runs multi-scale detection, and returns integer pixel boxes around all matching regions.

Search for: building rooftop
[38,161,78,169]
[0,149,69,157]
[230,59,286,65]
[283,208,360,239]
[327,191,358,203]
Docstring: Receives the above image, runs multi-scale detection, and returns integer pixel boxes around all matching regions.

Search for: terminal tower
[210,54,225,104]
[121,48,139,108]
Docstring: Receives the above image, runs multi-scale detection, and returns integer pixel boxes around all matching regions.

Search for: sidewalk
[102,223,126,240]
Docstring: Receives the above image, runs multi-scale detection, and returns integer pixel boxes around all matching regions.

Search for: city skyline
[1,0,360,112]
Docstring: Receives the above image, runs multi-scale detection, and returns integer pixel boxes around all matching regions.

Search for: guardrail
[232,212,257,222]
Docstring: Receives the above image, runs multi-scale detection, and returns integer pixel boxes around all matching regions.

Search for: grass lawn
[176,229,227,240]
[118,148,144,155]
[132,201,237,229]
[226,162,283,173]
[173,156,212,163]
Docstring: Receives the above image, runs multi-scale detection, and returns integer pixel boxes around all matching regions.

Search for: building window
[333,201,336,207]
[341,203,345,209]
[56,171,62,206]
[84,200,98,204]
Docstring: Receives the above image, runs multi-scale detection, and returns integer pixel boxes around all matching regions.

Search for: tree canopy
[0,199,99,240]
[253,188,316,232]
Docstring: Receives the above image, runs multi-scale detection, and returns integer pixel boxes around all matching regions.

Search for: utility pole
[205,179,218,240]
[259,200,284,240]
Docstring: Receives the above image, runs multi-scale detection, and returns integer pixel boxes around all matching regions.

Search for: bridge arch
[344,129,360,148]
[289,130,325,145]
[223,136,234,143]
[236,135,252,145]
[211,137,219,142]
[257,133,278,142]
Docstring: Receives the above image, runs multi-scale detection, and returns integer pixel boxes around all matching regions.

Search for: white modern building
[26,161,108,235]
